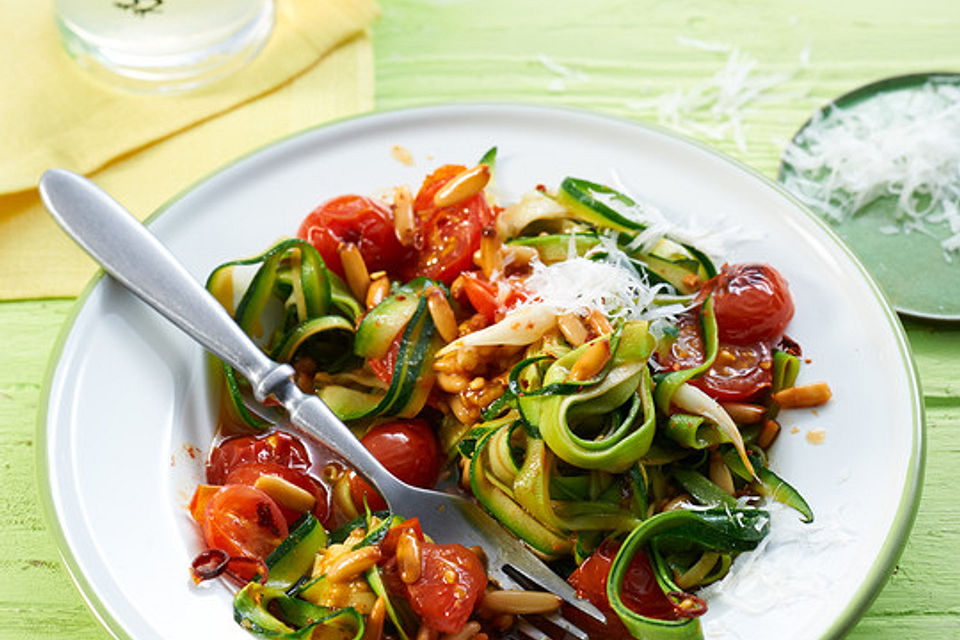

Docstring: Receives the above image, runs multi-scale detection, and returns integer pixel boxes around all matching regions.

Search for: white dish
[38,104,924,640]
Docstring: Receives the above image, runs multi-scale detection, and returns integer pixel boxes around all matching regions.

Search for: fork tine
[516,620,552,640]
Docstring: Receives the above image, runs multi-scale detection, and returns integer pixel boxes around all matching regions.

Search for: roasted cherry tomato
[201,485,288,561]
[298,194,412,279]
[568,540,678,622]
[704,263,794,344]
[225,462,330,527]
[405,543,487,633]
[349,419,441,512]
[655,313,772,402]
[206,430,312,485]
[400,165,494,286]
[456,271,529,322]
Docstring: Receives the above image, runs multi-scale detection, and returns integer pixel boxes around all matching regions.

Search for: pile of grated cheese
[781,79,960,262]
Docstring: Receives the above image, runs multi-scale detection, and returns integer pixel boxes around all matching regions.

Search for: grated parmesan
[781,78,960,263]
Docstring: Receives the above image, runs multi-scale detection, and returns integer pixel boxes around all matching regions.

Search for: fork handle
[39,169,406,501]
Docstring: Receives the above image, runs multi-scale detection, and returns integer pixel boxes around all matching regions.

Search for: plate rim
[776,71,960,322]
[36,102,926,640]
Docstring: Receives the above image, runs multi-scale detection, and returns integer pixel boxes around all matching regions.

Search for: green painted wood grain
[2,0,959,638]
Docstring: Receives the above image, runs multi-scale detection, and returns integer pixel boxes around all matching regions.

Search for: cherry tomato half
[225,462,330,527]
[568,540,678,622]
[206,430,312,485]
[457,271,529,322]
[405,543,487,633]
[400,165,494,286]
[298,194,412,279]
[655,313,773,402]
[705,263,794,344]
[349,419,441,512]
[201,484,288,561]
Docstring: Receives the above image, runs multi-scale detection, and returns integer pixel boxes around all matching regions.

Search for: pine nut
[426,286,458,343]
[325,546,381,583]
[254,474,316,513]
[569,339,611,381]
[416,625,438,640]
[709,450,736,496]
[557,313,588,347]
[393,185,416,247]
[502,245,539,270]
[363,596,387,640]
[469,376,486,391]
[437,371,468,393]
[440,621,481,640]
[682,273,701,291]
[663,493,692,512]
[721,402,766,424]
[587,310,613,336]
[773,382,832,408]
[449,395,477,424]
[479,226,502,278]
[366,274,391,311]
[339,242,371,303]
[433,164,490,208]
[480,590,561,615]
[757,418,781,449]
[397,530,423,584]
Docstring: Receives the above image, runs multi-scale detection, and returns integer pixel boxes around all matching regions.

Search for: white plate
[39,105,924,640]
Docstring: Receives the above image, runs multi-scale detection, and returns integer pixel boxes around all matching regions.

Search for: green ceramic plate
[778,72,960,321]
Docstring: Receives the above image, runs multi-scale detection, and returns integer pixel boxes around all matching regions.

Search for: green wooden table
[2,1,958,638]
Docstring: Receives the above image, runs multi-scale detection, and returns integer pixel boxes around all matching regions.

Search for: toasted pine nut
[449,395,477,424]
[363,596,387,640]
[416,625,438,640]
[436,371,468,393]
[469,376,486,391]
[663,492,692,512]
[587,309,613,336]
[709,450,735,495]
[339,242,371,303]
[721,402,766,424]
[757,418,781,449]
[433,164,490,207]
[254,474,316,513]
[557,313,588,347]
[569,339,611,381]
[481,590,561,615]
[333,474,359,520]
[397,530,423,584]
[479,226,502,278]
[502,245,539,270]
[440,621,481,640]
[325,546,381,583]
[366,274,391,311]
[393,185,416,247]
[426,286,458,343]
[773,382,832,408]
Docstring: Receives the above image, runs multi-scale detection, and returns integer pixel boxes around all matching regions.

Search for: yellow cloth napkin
[0,0,379,300]
[2,0,379,194]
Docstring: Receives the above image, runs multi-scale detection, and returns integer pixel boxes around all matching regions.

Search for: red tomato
[460,272,499,320]
[400,165,493,286]
[201,485,288,561]
[368,335,401,385]
[405,543,487,633]
[568,540,679,622]
[655,313,773,402]
[225,462,330,527]
[705,263,794,344]
[349,419,441,512]
[298,195,411,279]
[206,430,312,485]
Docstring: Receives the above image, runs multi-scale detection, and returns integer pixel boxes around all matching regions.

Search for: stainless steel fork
[39,169,604,639]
